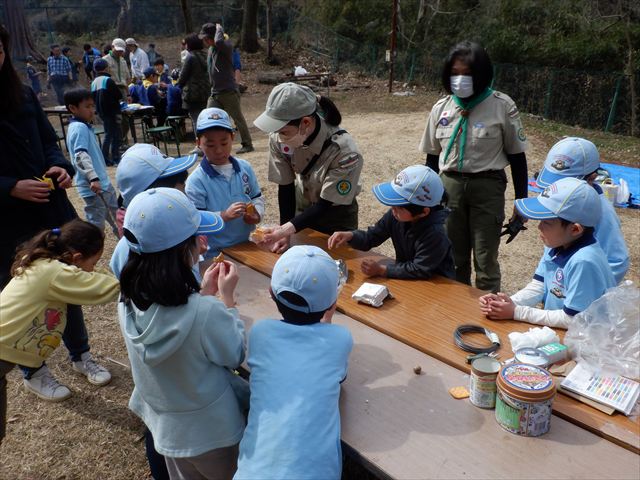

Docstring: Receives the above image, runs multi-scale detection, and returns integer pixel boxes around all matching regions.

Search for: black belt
[442,169,505,179]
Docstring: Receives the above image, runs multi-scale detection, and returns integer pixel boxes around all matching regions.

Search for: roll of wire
[454,324,500,355]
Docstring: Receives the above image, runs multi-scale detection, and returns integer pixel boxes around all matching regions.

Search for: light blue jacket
[119,294,246,457]
[593,186,629,284]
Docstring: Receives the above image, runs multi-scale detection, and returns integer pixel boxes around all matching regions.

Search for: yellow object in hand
[34,176,55,190]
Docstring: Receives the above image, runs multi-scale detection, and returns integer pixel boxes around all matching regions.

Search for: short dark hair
[559,218,595,237]
[64,88,93,108]
[120,236,200,311]
[272,290,325,324]
[147,170,189,189]
[441,41,493,95]
[50,43,60,50]
[153,58,165,66]
[83,43,91,50]
[197,126,234,138]
[184,33,204,52]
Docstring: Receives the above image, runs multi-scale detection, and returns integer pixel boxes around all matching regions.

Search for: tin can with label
[495,363,556,437]
[514,347,550,368]
[469,356,501,409]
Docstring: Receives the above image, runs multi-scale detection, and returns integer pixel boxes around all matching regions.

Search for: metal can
[514,347,550,368]
[469,356,501,409]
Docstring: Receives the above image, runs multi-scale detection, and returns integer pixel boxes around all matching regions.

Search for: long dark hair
[120,236,200,311]
[441,41,493,96]
[11,219,104,276]
[0,25,25,113]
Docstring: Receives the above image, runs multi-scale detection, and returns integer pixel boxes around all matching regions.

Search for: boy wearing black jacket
[90,58,122,165]
[329,165,455,280]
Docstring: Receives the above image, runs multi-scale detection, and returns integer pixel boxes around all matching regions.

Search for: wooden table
[224,229,640,453]
[232,262,640,478]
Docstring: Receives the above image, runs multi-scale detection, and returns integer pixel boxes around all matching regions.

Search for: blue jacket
[592,185,629,283]
[119,294,246,457]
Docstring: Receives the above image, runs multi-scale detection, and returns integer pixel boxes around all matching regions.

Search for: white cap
[112,38,126,52]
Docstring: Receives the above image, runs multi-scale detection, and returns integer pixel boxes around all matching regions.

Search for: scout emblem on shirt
[336,180,352,195]
[279,143,293,155]
[551,268,566,299]
[242,173,251,194]
[439,111,450,126]
[517,127,526,142]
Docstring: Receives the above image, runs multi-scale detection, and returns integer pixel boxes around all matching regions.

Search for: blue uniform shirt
[592,184,629,284]
[66,119,111,198]
[185,157,262,259]
[533,232,615,316]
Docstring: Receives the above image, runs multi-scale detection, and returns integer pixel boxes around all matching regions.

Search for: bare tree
[116,0,133,39]
[2,0,45,61]
[180,0,193,34]
[241,0,259,53]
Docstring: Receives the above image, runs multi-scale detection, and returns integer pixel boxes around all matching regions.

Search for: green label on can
[496,392,521,432]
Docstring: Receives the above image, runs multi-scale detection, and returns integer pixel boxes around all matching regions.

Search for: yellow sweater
[0,259,120,367]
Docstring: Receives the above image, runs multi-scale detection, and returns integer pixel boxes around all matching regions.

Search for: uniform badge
[550,287,566,299]
[474,122,485,129]
[439,110,450,126]
[541,183,558,198]
[209,112,222,120]
[336,180,352,196]
[551,155,572,171]
[517,127,526,141]
[280,143,292,155]
[242,173,249,183]
[508,106,520,118]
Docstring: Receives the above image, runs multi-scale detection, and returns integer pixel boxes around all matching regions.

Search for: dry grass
[3,37,639,479]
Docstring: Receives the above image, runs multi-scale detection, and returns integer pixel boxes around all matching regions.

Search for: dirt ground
[2,37,639,479]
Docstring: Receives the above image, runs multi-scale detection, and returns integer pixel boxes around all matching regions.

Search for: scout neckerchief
[442,88,493,171]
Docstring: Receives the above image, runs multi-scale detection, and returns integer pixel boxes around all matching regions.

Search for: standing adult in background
[103,38,131,146]
[0,26,111,408]
[62,47,79,84]
[199,22,254,154]
[146,43,158,64]
[177,34,211,132]
[82,43,102,81]
[126,38,149,82]
[419,41,528,292]
[47,44,72,104]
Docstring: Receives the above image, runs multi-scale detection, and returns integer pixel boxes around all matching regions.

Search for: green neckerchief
[442,88,493,171]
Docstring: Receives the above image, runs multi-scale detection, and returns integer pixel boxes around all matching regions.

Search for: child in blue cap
[119,188,246,479]
[329,164,455,279]
[536,137,629,283]
[479,177,615,328]
[235,245,353,480]
[185,108,263,267]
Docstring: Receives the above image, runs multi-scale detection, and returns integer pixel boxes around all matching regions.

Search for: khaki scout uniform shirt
[419,91,527,173]
[268,119,363,209]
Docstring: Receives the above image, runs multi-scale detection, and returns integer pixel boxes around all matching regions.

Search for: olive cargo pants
[441,170,507,292]
[208,90,253,148]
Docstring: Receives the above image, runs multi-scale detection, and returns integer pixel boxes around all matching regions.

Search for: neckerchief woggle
[442,88,493,171]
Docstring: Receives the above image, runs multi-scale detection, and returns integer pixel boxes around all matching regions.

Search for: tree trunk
[180,0,193,34]
[266,0,273,59]
[625,15,637,137]
[241,0,260,53]
[116,0,133,39]
[2,0,45,61]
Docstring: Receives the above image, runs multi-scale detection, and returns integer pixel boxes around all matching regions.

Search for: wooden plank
[224,230,640,453]
[232,263,640,479]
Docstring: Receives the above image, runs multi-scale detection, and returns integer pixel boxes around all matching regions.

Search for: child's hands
[243,203,260,225]
[478,293,498,315]
[361,259,386,277]
[201,262,221,297]
[218,261,239,308]
[328,231,353,250]
[90,180,102,194]
[482,292,516,320]
[221,202,246,222]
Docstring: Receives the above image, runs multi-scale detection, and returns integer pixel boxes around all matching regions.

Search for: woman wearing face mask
[254,83,364,253]
[419,41,528,293]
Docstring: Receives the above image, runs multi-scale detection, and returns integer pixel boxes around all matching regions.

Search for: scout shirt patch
[439,110,450,126]
[336,180,352,195]
[508,105,520,118]
[551,268,566,299]
[242,173,251,195]
[517,128,526,141]
[338,153,360,170]
[279,143,293,155]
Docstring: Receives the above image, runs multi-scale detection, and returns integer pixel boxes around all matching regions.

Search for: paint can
[514,347,550,368]
[469,356,501,409]
[495,363,556,437]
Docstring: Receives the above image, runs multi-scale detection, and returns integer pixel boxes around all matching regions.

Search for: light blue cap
[116,143,197,207]
[196,107,234,134]
[372,165,444,207]
[271,245,339,313]
[515,177,601,227]
[123,188,224,254]
[536,137,600,188]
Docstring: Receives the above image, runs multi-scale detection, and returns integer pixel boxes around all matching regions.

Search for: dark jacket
[0,86,77,286]
[91,72,122,117]
[206,28,236,94]
[349,208,455,280]
[178,49,210,107]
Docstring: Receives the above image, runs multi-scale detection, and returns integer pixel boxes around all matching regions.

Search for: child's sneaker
[23,365,72,402]
[72,352,111,386]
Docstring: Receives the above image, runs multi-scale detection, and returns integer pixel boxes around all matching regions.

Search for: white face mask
[277,125,308,150]
[450,75,474,98]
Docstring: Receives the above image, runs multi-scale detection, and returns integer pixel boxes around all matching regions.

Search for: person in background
[102,38,131,146]
[420,40,528,293]
[180,38,189,65]
[25,56,44,99]
[232,45,247,94]
[153,58,170,84]
[47,44,72,104]
[199,22,254,154]
[62,47,79,84]
[177,33,210,131]
[82,43,102,81]
[166,69,184,117]
[91,58,123,166]
[126,37,150,82]
[129,67,166,126]
[146,43,158,64]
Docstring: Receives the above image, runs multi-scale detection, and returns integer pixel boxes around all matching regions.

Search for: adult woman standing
[177,33,211,129]
[254,83,364,253]
[0,26,111,405]
[419,41,528,292]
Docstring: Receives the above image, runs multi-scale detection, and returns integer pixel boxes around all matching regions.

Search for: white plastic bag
[564,281,640,379]
[294,66,308,76]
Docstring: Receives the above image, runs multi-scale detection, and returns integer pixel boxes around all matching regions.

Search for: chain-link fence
[3,1,637,136]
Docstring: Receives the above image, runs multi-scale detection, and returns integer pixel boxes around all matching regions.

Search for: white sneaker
[72,352,111,386]
[23,365,72,402]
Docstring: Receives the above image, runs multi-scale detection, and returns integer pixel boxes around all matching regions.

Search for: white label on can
[470,372,497,408]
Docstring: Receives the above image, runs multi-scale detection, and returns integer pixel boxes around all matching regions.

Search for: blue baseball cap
[536,137,600,188]
[372,165,444,207]
[116,144,197,207]
[196,108,234,134]
[123,188,224,254]
[143,66,157,78]
[271,245,339,313]
[515,177,601,227]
